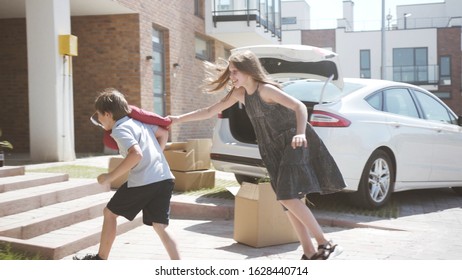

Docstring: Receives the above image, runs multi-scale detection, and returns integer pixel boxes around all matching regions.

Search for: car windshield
[282,80,364,103]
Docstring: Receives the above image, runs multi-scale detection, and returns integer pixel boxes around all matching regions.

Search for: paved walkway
[13,154,462,260]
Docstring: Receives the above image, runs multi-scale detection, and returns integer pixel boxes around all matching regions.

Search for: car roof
[343,77,429,92]
[232,44,344,89]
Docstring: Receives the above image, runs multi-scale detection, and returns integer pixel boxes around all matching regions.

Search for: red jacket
[103,105,172,150]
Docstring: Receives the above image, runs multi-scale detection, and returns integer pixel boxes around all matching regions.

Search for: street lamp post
[381,0,386,79]
[387,12,392,30]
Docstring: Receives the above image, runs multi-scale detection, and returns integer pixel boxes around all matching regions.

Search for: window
[383,88,419,118]
[152,28,166,116]
[217,0,233,11]
[413,90,455,124]
[392,47,428,83]
[366,91,382,111]
[195,36,212,61]
[282,17,297,25]
[439,56,451,85]
[434,92,451,99]
[360,50,371,78]
[194,0,204,18]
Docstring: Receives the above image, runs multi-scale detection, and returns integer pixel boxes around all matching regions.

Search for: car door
[382,88,434,182]
[411,90,462,181]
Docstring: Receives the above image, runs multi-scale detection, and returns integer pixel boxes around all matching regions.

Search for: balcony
[205,0,281,48]
[384,64,440,91]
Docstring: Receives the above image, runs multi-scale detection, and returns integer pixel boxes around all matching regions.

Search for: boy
[74,88,179,260]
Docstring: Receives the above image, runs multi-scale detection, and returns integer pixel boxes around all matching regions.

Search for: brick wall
[301,29,336,51]
[437,27,462,115]
[119,0,227,142]
[0,1,231,154]
[0,19,29,152]
[71,14,141,153]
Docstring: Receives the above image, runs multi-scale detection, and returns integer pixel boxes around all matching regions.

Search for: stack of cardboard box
[107,139,215,191]
[163,139,215,192]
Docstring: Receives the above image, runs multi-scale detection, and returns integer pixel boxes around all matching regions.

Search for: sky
[299,0,444,30]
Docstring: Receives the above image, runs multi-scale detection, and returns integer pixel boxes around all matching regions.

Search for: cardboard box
[172,169,215,192]
[185,139,212,170]
[233,182,299,248]
[108,156,128,189]
[164,139,211,171]
[164,142,196,172]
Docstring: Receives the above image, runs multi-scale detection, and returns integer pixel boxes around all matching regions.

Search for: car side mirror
[458,116,462,126]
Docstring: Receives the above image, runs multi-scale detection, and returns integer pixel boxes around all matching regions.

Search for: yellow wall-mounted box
[59,34,78,56]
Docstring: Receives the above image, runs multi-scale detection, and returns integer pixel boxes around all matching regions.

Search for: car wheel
[451,187,462,195]
[234,174,260,185]
[351,150,394,209]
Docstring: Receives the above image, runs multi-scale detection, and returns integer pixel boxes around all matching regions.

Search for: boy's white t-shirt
[111,116,174,188]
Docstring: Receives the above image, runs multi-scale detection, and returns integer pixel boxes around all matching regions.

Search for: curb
[170,195,405,232]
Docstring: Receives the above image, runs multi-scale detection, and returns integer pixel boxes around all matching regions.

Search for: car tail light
[218,112,223,118]
[310,110,351,127]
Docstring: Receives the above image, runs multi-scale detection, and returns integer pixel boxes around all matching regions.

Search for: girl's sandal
[318,241,341,260]
[300,241,342,260]
[301,252,325,260]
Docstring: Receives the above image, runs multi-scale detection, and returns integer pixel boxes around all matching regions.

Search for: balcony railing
[212,0,281,40]
[385,64,440,85]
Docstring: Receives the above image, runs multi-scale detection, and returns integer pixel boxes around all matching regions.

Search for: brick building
[0,0,281,160]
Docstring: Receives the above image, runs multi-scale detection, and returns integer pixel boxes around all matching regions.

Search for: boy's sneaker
[73,253,103,260]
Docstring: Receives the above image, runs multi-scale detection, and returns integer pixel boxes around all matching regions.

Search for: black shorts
[107,179,174,226]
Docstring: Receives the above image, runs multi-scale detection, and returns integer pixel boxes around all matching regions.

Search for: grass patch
[0,243,41,260]
[174,178,238,200]
[27,165,107,179]
[307,192,400,219]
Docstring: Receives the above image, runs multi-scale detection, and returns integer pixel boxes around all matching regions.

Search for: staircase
[0,166,143,259]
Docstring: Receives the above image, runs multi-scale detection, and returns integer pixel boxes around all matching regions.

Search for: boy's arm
[155,127,168,151]
[97,144,142,185]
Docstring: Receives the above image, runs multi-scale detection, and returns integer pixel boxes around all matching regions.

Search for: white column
[26,0,75,162]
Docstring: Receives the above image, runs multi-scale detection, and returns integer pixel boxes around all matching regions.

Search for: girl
[169,50,346,260]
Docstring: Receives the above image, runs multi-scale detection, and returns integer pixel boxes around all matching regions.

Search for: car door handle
[390,122,400,128]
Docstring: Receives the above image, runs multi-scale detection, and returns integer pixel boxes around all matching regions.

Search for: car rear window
[282,80,364,103]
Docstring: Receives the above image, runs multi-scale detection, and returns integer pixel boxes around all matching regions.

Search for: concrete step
[0,191,114,239]
[0,168,143,260]
[0,213,142,260]
[0,178,108,217]
[0,172,69,193]
[0,166,25,178]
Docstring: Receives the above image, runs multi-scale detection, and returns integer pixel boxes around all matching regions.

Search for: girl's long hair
[203,50,280,101]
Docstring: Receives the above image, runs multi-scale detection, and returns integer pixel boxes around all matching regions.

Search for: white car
[210,44,462,209]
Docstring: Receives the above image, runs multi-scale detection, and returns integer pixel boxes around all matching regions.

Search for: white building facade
[302,0,462,114]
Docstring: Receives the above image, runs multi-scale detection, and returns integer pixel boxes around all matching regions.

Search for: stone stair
[0,166,143,259]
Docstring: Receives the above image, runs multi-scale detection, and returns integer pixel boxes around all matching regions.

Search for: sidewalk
[12,154,462,260]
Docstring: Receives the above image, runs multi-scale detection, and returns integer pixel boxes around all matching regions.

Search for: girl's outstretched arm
[169,88,244,124]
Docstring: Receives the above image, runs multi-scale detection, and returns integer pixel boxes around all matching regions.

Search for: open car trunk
[224,44,343,145]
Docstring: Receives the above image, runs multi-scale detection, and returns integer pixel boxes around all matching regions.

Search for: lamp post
[387,11,392,30]
[381,0,386,79]
[404,13,412,29]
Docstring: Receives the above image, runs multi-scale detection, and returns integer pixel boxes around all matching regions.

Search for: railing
[212,0,281,40]
[385,64,439,85]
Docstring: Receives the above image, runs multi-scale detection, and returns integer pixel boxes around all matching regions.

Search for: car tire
[234,174,260,185]
[351,149,394,209]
